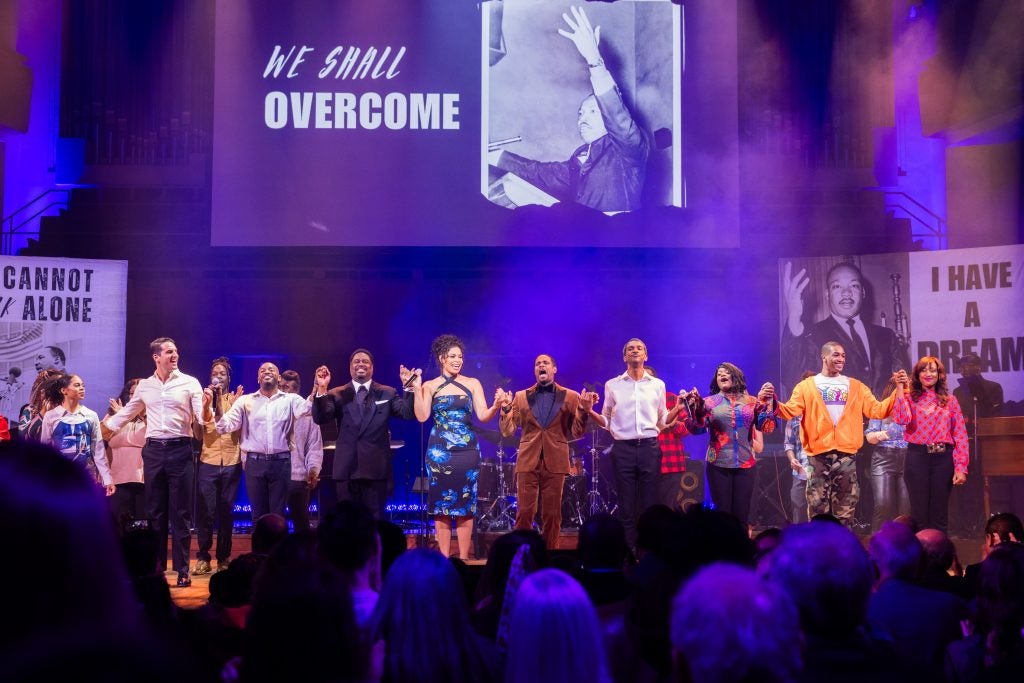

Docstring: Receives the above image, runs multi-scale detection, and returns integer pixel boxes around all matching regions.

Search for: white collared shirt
[107,369,203,439]
[215,390,312,456]
[601,371,667,440]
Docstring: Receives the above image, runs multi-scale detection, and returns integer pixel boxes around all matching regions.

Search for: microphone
[403,369,420,389]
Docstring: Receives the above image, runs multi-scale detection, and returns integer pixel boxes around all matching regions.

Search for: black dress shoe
[176,573,192,588]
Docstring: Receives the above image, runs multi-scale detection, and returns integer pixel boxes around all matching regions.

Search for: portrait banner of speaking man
[778,253,912,401]
[483,0,681,214]
[0,256,127,431]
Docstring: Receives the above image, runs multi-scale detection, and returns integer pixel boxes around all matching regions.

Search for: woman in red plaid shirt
[892,356,969,534]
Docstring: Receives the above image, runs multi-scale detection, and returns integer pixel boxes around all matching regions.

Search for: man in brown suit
[497,354,598,549]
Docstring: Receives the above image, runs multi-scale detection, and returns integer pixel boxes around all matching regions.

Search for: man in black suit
[312,349,416,519]
[951,353,1005,534]
[781,261,908,398]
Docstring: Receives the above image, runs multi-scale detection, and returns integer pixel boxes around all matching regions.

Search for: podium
[977,417,1024,520]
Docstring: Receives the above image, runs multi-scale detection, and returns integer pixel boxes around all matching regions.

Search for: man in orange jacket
[764,341,908,526]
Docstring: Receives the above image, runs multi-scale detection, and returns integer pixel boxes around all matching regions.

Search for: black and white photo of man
[485,1,679,213]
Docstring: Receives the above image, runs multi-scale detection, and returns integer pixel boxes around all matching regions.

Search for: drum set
[476,426,616,531]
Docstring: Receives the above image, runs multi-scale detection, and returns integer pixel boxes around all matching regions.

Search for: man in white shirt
[107,337,204,587]
[208,362,312,522]
[590,338,667,548]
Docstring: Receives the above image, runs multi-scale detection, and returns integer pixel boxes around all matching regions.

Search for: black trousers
[142,439,194,574]
[196,462,242,562]
[287,480,312,532]
[336,478,389,520]
[609,438,661,548]
[110,482,146,526]
[705,464,756,527]
[904,443,954,533]
[245,457,291,521]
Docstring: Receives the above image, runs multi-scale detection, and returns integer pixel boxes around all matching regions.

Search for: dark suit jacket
[783,316,907,397]
[312,381,413,482]
[499,382,587,474]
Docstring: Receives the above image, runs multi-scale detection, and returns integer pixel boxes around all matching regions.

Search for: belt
[614,437,658,446]
[246,451,291,461]
[909,442,951,454]
[146,437,192,446]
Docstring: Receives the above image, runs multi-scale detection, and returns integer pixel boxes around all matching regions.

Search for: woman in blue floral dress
[412,334,501,559]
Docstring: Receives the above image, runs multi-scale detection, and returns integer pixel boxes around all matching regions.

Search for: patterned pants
[807,451,859,525]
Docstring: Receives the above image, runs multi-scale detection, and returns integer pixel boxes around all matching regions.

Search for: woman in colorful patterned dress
[413,334,501,559]
[892,356,968,533]
[682,363,773,529]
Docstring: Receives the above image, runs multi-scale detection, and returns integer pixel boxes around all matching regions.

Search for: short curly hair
[431,334,465,366]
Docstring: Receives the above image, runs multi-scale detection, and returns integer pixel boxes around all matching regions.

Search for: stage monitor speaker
[751,456,791,529]
[658,457,705,512]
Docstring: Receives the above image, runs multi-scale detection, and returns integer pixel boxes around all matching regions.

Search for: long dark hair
[26,369,65,417]
[709,362,748,396]
[371,549,492,683]
[910,356,949,406]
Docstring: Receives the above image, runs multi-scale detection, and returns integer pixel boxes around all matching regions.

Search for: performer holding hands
[674,363,775,529]
[410,335,502,560]
[495,354,599,549]
[891,356,969,533]
[758,342,907,527]
[311,349,416,520]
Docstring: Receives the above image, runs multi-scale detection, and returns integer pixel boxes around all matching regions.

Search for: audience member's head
[578,513,629,570]
[974,542,1024,666]
[505,569,611,683]
[916,528,958,576]
[371,549,491,683]
[762,520,873,638]
[674,505,753,575]
[868,521,924,584]
[209,553,265,609]
[251,513,288,555]
[0,442,137,649]
[244,537,365,683]
[318,501,380,576]
[672,563,801,683]
[637,505,679,558]
[377,519,407,578]
[892,514,920,533]
[809,512,843,525]
[753,527,783,567]
[985,512,1023,553]
[476,529,548,608]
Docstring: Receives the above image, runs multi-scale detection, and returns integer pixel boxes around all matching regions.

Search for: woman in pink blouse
[101,378,147,526]
[893,356,968,533]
